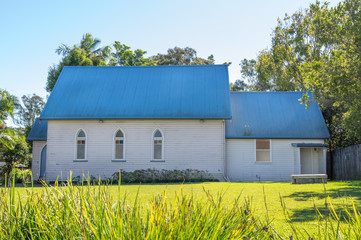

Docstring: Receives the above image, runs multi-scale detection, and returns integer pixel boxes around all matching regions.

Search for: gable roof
[40,65,232,120]
[27,118,47,141]
[225,92,330,139]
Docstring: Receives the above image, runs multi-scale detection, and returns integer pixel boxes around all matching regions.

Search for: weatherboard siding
[45,120,225,181]
[31,141,46,180]
[226,139,324,182]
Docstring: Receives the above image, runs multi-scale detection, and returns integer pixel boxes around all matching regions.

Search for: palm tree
[56,33,111,63]
[0,126,15,150]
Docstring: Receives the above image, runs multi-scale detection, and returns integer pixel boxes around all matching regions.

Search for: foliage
[0,180,274,239]
[15,94,45,127]
[46,34,159,92]
[240,0,361,149]
[0,134,31,176]
[109,41,156,66]
[46,34,228,92]
[8,169,32,184]
[0,89,18,150]
[230,79,248,91]
[109,168,218,184]
[0,89,17,123]
[46,33,112,92]
[152,47,215,65]
[0,128,15,151]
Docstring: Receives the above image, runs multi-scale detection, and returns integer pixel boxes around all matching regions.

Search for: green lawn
[14,181,361,237]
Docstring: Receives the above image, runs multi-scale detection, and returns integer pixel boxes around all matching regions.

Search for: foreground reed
[281,192,361,240]
[0,177,273,239]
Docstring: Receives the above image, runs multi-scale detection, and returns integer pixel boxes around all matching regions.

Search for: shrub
[111,168,218,184]
[72,174,97,184]
[9,168,32,184]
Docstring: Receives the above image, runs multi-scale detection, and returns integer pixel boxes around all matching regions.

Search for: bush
[9,169,32,184]
[111,168,218,184]
[72,174,96,184]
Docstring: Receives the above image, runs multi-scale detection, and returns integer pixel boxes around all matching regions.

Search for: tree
[15,94,45,127]
[152,47,215,65]
[109,41,156,66]
[0,134,31,176]
[46,33,111,92]
[46,34,157,92]
[0,89,17,150]
[230,80,248,91]
[239,0,361,149]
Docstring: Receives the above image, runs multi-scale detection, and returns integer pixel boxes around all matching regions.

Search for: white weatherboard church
[27,65,330,182]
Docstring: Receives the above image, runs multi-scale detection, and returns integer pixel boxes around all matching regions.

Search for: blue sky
[0,0,342,101]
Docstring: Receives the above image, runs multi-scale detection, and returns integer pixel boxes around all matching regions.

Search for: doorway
[40,145,47,178]
[300,148,321,174]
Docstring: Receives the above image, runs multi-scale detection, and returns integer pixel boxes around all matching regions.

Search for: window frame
[255,139,272,163]
[151,128,164,162]
[74,129,88,162]
[112,129,126,162]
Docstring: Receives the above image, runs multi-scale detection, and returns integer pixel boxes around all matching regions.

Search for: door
[301,148,312,174]
[300,148,319,174]
[40,145,47,178]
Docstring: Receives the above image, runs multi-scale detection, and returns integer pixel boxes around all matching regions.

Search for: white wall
[31,141,46,180]
[46,120,225,181]
[226,139,324,181]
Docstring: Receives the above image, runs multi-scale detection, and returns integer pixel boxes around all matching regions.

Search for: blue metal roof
[226,92,330,139]
[27,118,47,141]
[40,65,232,120]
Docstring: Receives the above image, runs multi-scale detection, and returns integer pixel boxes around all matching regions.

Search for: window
[256,139,270,162]
[153,129,163,160]
[114,129,124,160]
[76,130,86,160]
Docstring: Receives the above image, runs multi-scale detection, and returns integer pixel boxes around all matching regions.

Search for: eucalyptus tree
[152,47,215,65]
[15,94,45,127]
[239,0,361,149]
[109,41,156,66]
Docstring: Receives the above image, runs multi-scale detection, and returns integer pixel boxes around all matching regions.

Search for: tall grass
[0,177,274,239]
[2,175,361,239]
[280,189,361,240]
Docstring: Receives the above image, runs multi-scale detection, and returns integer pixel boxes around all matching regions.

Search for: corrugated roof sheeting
[27,118,47,141]
[40,65,232,120]
[226,92,330,139]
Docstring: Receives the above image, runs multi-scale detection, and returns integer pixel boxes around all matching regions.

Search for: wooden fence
[328,144,361,180]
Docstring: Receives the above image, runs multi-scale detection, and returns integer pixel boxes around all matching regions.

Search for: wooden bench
[291,174,327,184]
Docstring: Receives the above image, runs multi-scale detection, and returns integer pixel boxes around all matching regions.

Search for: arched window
[153,129,163,160]
[76,130,86,160]
[114,129,124,160]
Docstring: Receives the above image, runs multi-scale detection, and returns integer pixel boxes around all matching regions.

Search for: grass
[3,179,361,238]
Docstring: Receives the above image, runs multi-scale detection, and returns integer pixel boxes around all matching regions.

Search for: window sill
[111,159,126,162]
[150,160,165,162]
[73,160,88,162]
[254,161,272,164]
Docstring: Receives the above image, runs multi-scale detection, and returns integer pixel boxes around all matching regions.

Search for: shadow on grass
[283,186,361,202]
[283,182,361,223]
[288,205,352,223]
